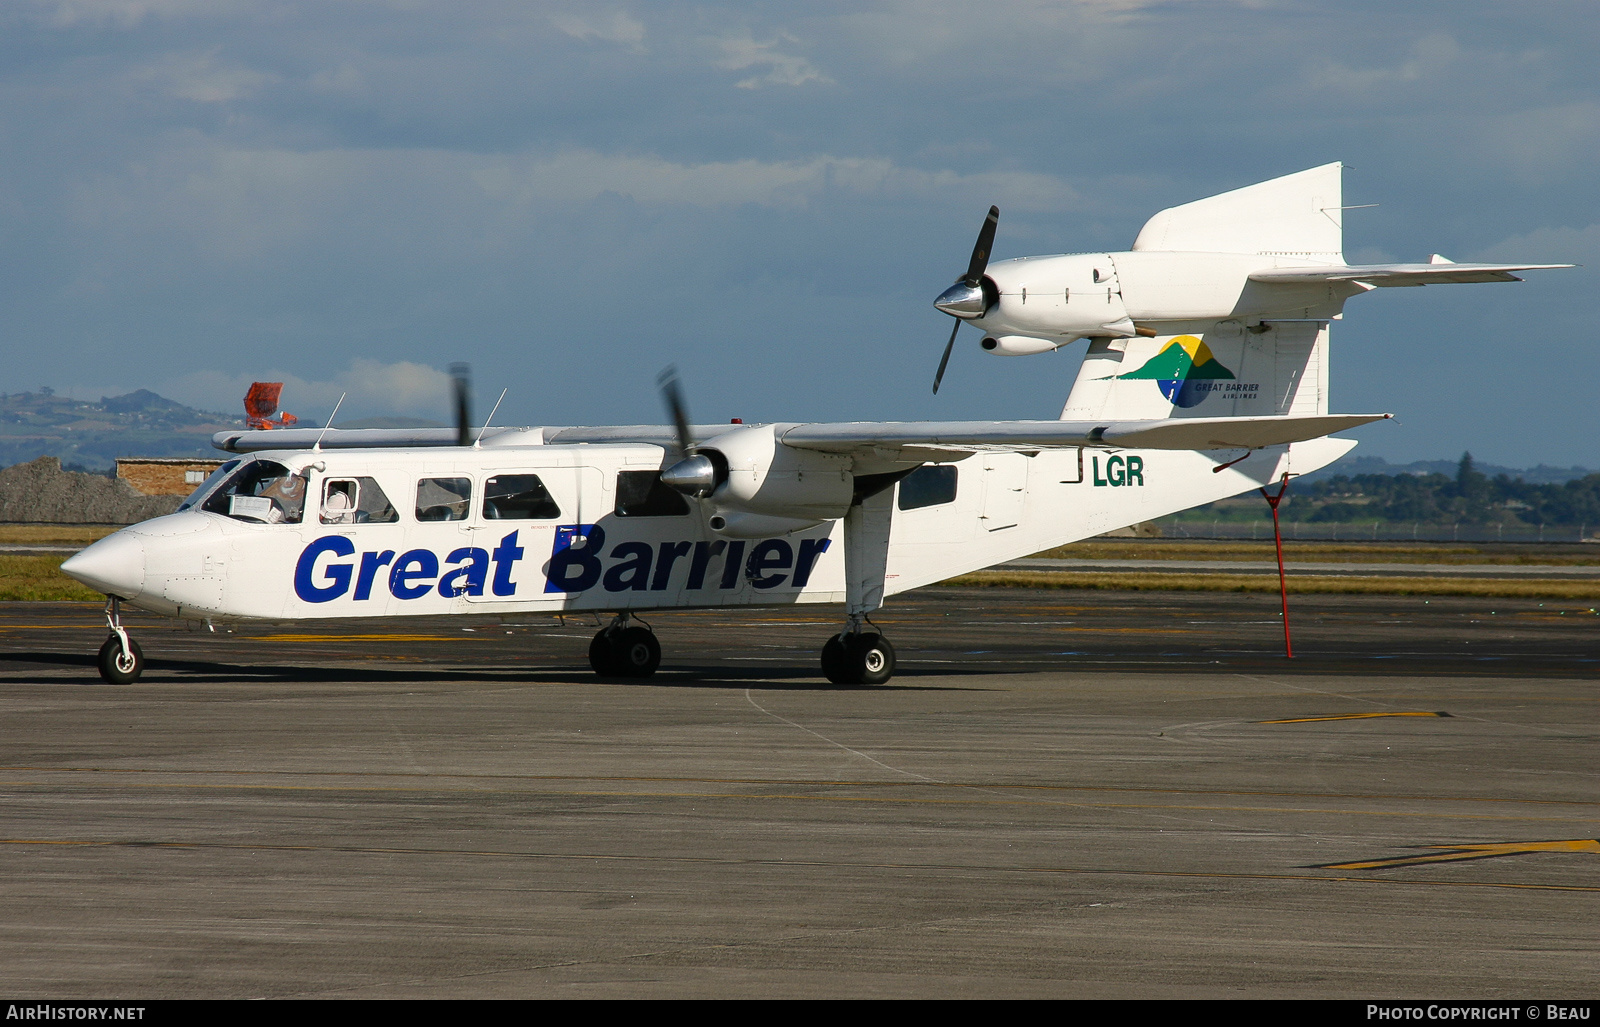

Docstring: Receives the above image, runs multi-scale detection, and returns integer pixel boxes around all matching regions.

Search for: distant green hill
[0,389,236,471]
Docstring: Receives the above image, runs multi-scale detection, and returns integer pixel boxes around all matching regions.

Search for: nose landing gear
[588,613,661,678]
[821,616,895,685]
[98,597,144,684]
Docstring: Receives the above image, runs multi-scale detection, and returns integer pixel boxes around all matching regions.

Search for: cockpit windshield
[200,459,307,524]
[176,460,240,512]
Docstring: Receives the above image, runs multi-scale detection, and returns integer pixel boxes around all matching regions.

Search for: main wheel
[588,628,621,676]
[97,634,144,684]
[612,626,661,678]
[821,634,850,684]
[845,632,895,685]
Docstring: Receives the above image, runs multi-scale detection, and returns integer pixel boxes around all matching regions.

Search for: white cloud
[716,32,829,89]
[162,359,453,421]
[1305,32,1463,94]
[131,49,274,102]
[471,149,1077,212]
[27,0,248,30]
[550,10,646,52]
[64,143,1081,272]
[1470,102,1600,185]
[1478,223,1600,266]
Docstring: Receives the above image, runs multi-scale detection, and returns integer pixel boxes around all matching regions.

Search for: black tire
[613,626,661,678]
[588,628,621,676]
[97,634,144,684]
[845,632,894,686]
[821,634,850,684]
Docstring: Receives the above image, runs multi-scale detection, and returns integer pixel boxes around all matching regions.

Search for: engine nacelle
[699,424,853,525]
[981,334,1061,356]
[706,511,826,538]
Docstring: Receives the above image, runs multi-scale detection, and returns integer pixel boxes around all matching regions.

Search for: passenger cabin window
[614,470,690,517]
[897,465,959,511]
[484,474,561,520]
[416,477,471,521]
[201,460,306,524]
[321,477,398,524]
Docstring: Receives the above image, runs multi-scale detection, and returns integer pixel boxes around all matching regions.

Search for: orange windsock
[244,382,297,429]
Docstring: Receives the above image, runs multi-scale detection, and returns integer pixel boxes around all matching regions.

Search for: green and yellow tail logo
[1107,336,1235,408]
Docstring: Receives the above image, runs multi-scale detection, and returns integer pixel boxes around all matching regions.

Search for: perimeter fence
[1155,520,1597,544]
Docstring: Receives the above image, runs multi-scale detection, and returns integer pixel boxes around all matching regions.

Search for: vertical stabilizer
[1131,163,1344,261]
[1060,322,1330,422]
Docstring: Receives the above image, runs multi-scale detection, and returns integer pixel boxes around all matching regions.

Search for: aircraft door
[980,453,1029,532]
[461,466,606,606]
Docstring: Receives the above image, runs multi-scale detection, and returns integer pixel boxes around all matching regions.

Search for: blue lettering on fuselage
[291,526,832,603]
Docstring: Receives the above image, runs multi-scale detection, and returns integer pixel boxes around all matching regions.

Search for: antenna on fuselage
[313,393,346,452]
[473,388,507,449]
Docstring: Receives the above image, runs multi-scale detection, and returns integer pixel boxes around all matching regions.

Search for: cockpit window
[321,477,398,525]
[177,460,240,512]
[201,460,307,524]
[416,477,471,522]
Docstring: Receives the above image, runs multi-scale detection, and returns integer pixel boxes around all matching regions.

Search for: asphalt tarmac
[0,588,1596,999]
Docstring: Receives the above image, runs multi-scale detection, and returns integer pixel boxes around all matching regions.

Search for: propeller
[931,204,1000,394]
[656,367,720,498]
[450,362,472,446]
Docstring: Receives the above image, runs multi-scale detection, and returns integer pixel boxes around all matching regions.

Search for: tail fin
[1131,163,1344,261]
[1060,322,1328,422]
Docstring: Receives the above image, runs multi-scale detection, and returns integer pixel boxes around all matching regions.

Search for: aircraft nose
[60,531,146,599]
[934,280,988,318]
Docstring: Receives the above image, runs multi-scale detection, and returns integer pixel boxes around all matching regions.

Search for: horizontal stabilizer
[779,413,1390,458]
[1250,261,1572,287]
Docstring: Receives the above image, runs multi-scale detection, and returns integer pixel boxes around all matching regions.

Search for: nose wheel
[821,624,895,686]
[98,597,144,684]
[588,614,661,678]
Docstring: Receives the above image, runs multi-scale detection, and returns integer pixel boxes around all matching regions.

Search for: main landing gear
[98,597,144,684]
[820,616,895,686]
[588,613,661,678]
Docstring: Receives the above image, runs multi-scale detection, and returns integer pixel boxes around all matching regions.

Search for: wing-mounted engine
[671,423,853,538]
[654,370,854,538]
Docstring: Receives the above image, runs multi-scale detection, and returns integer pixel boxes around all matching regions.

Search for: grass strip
[1031,542,1600,565]
[0,555,106,601]
[0,525,119,546]
[947,570,1600,600]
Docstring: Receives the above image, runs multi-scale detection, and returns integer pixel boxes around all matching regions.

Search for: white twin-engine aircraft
[62,163,1566,685]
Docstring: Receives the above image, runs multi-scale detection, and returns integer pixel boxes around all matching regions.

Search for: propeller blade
[450,362,472,447]
[963,205,1000,285]
[932,319,960,394]
[657,366,694,460]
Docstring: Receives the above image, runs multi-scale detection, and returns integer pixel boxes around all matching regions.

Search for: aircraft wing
[213,423,747,453]
[214,427,503,452]
[1250,261,1572,287]
[778,413,1390,458]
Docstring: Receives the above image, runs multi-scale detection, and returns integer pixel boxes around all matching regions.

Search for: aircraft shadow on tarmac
[3,645,1590,686]
[0,650,983,691]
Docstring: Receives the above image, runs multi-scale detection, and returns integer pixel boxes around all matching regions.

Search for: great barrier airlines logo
[292,526,832,604]
[1108,335,1238,408]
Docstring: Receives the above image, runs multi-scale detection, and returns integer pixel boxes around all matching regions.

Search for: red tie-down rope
[1260,473,1294,658]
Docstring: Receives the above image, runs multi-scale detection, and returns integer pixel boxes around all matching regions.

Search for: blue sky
[3,0,1596,465]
